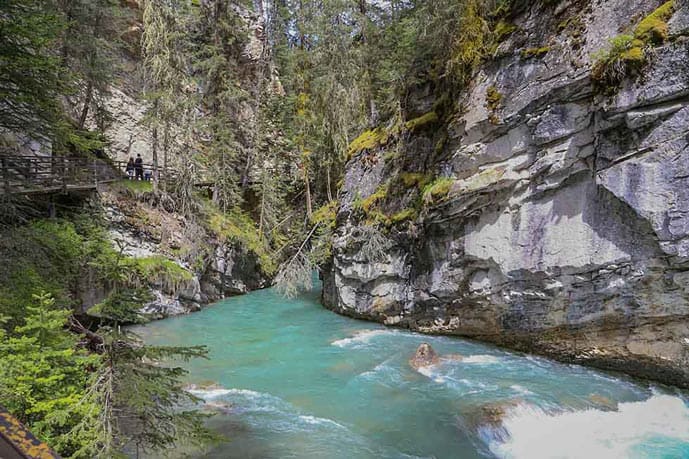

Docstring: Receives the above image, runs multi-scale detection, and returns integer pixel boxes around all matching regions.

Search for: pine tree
[0,0,64,134]
[0,293,102,458]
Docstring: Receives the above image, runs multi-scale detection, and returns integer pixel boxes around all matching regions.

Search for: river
[135,281,689,458]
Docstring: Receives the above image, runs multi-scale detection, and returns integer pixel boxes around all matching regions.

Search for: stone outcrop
[410,343,441,369]
[102,188,269,318]
[324,0,689,387]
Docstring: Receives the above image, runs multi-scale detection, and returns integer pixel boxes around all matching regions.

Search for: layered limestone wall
[324,0,689,387]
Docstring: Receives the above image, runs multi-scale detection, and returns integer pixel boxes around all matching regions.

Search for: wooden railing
[0,406,60,458]
[0,155,122,195]
[0,154,218,195]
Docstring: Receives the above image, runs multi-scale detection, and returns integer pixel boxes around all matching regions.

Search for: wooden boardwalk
[0,155,123,195]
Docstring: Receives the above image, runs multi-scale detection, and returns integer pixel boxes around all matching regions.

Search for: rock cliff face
[323,0,689,387]
[102,189,269,319]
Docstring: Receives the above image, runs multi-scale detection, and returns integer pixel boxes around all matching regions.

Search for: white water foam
[299,415,348,430]
[188,388,235,399]
[489,394,689,459]
[331,329,399,348]
[463,354,501,364]
[417,364,446,383]
[509,385,533,396]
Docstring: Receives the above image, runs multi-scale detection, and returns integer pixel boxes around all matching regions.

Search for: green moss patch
[591,35,646,93]
[635,1,675,43]
[361,184,389,213]
[521,46,550,59]
[592,1,675,94]
[206,206,276,275]
[347,127,393,160]
[423,177,455,204]
[404,112,439,132]
[311,200,339,230]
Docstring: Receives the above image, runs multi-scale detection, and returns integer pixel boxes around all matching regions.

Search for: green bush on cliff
[591,1,675,93]
[206,206,277,276]
[0,217,118,329]
[591,35,646,93]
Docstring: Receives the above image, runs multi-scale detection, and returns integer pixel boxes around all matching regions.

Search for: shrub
[399,172,429,189]
[591,35,645,92]
[591,1,675,93]
[390,208,417,224]
[311,200,339,230]
[486,85,502,112]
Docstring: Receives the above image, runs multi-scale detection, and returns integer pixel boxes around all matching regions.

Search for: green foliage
[591,35,646,93]
[311,201,339,230]
[79,326,218,457]
[486,86,503,111]
[494,20,517,41]
[134,256,192,293]
[423,177,455,204]
[206,205,277,275]
[112,179,154,195]
[399,172,430,189]
[0,0,64,134]
[635,1,675,43]
[361,184,390,213]
[0,293,102,458]
[592,1,675,94]
[347,127,394,160]
[390,208,417,224]
[0,219,105,329]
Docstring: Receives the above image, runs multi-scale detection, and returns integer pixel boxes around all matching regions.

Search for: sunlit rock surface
[324,0,689,387]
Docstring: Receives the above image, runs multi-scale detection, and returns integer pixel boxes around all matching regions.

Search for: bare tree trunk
[326,166,333,202]
[152,125,159,193]
[162,122,169,192]
[259,176,266,243]
[304,165,312,218]
[78,82,94,129]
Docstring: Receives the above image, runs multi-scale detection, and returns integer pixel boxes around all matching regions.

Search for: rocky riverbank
[323,0,689,388]
[101,184,270,319]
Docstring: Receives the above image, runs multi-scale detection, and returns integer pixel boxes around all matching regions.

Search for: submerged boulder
[410,343,440,369]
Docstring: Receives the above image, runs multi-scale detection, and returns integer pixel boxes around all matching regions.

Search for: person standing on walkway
[125,157,135,179]
[134,154,143,180]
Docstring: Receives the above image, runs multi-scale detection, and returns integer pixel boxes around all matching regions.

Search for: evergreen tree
[0,293,102,458]
[0,0,64,134]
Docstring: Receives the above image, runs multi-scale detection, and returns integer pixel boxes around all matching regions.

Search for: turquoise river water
[135,281,689,459]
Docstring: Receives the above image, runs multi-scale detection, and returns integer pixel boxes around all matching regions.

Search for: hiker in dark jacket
[134,154,143,180]
[125,157,135,179]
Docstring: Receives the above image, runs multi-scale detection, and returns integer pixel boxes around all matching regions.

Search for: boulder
[410,343,440,369]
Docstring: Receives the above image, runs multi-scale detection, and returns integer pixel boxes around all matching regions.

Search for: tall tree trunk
[259,174,266,243]
[304,165,312,218]
[162,122,169,192]
[78,81,94,129]
[326,166,333,202]
[152,126,159,193]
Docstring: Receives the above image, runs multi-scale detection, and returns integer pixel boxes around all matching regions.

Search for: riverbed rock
[323,0,689,388]
[410,343,440,369]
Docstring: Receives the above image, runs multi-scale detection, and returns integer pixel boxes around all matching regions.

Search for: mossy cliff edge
[323,0,689,388]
